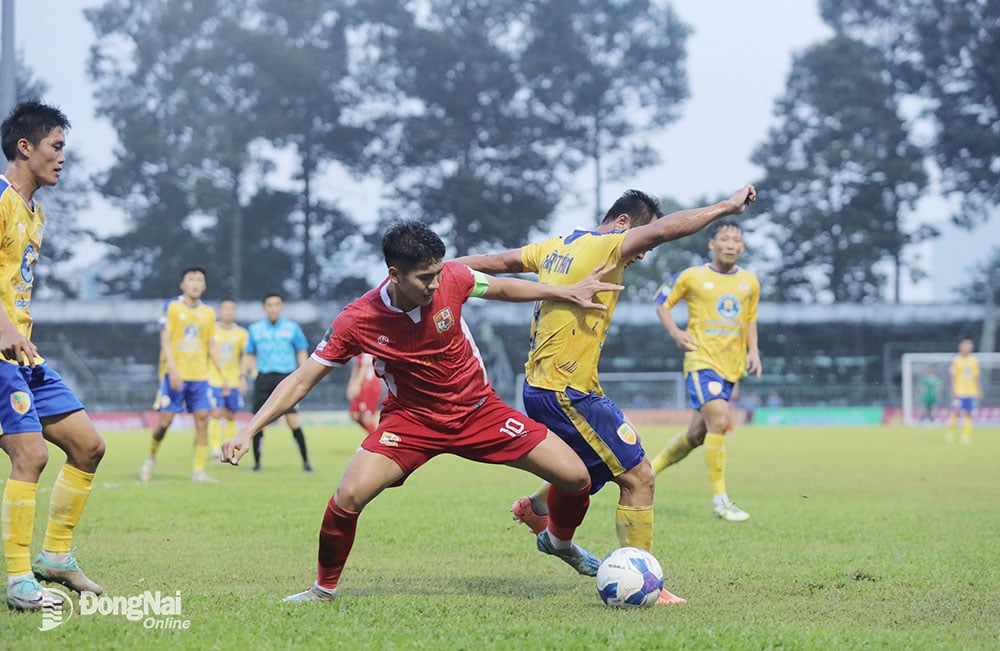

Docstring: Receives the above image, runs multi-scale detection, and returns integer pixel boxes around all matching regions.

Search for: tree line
[9,0,997,304]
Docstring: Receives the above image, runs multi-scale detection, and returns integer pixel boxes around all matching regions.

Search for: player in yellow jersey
[139,267,226,483]
[0,101,106,610]
[207,298,249,458]
[458,185,756,605]
[945,337,980,445]
[650,220,761,522]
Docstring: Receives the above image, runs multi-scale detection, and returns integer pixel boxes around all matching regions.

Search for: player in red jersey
[222,220,624,602]
[346,353,383,435]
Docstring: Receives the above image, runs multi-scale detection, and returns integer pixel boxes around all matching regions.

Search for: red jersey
[313,262,492,429]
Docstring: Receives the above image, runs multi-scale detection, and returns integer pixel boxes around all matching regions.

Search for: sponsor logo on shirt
[616,422,637,445]
[379,432,401,447]
[434,308,455,333]
[10,391,31,415]
[716,294,741,320]
[20,244,36,284]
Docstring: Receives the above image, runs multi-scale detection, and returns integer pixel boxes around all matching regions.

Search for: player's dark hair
[1,100,70,162]
[382,221,446,271]
[219,298,236,306]
[600,190,663,227]
[710,220,742,238]
[262,292,283,302]
[180,266,207,280]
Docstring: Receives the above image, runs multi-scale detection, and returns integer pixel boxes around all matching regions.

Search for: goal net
[512,371,686,413]
[900,352,1000,426]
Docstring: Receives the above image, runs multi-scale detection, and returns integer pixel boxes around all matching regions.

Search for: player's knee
[85,435,107,468]
[618,459,655,495]
[551,460,590,493]
[11,442,49,477]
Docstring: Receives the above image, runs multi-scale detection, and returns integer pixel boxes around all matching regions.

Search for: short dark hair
[710,220,743,238]
[1,100,70,161]
[262,292,283,302]
[600,190,663,227]
[180,266,207,280]
[382,221,446,272]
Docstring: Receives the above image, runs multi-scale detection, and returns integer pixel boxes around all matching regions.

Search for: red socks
[317,496,360,589]
[545,482,591,541]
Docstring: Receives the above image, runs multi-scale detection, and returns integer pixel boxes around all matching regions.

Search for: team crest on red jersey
[434,308,455,333]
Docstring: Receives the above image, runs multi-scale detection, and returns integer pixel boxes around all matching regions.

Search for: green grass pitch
[2,422,998,650]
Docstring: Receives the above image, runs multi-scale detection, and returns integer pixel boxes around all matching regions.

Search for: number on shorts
[499,417,525,438]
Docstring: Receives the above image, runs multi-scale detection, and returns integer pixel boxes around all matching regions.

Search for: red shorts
[350,377,383,416]
[361,393,547,481]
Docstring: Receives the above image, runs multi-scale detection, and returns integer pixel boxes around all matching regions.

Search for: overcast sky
[9,0,997,301]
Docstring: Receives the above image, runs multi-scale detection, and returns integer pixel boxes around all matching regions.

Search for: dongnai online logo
[40,589,190,631]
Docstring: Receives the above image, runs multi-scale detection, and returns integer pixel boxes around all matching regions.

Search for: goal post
[901,352,1000,426]
[512,371,686,413]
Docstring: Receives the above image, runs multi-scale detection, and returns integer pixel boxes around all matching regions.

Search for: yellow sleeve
[664,271,689,309]
[521,241,545,273]
[747,275,760,321]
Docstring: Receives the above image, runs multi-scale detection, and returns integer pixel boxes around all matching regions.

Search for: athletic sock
[193,445,208,472]
[961,415,973,441]
[292,427,309,463]
[546,482,591,543]
[208,419,222,451]
[651,433,693,473]
[43,464,95,554]
[252,432,263,465]
[317,496,360,590]
[704,432,727,498]
[615,504,654,550]
[2,479,37,576]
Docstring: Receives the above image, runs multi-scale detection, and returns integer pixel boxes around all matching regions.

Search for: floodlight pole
[0,0,15,118]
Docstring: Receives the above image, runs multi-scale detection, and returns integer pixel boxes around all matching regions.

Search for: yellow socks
[961,415,972,442]
[43,465,95,554]
[651,433,694,474]
[193,444,209,472]
[615,504,654,550]
[2,479,38,576]
[225,419,237,441]
[150,438,162,457]
[704,433,727,497]
[208,419,222,452]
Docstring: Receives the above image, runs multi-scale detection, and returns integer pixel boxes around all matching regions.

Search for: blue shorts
[0,362,85,435]
[209,385,244,412]
[953,397,977,412]
[522,382,645,495]
[154,377,212,413]
[687,369,735,410]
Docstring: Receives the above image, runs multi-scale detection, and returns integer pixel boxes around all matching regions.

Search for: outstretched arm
[454,248,526,275]
[221,358,332,465]
[620,184,756,261]
[480,264,622,311]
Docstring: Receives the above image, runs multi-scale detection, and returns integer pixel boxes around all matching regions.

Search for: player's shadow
[346,573,572,599]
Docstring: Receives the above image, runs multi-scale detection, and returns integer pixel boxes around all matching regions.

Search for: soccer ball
[596,547,664,607]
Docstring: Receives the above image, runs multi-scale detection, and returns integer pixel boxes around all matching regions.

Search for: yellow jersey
[655,264,760,383]
[208,323,248,387]
[521,229,627,394]
[0,176,44,364]
[951,355,980,398]
[158,297,217,381]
